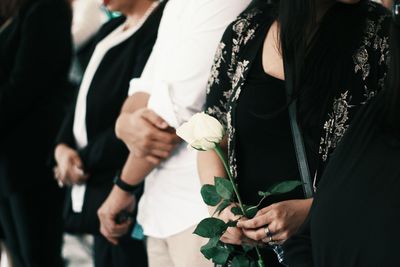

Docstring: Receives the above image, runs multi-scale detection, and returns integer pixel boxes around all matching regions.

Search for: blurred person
[97,0,252,266]
[68,0,108,89]
[200,0,390,265]
[0,0,72,266]
[54,0,166,266]
[284,2,400,266]
[71,0,107,51]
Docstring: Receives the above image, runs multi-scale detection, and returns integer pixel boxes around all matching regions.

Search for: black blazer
[0,0,73,196]
[56,1,166,233]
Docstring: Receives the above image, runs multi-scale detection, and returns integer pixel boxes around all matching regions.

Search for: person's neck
[123,0,155,30]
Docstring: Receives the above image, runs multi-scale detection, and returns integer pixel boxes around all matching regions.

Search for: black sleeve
[78,126,129,175]
[283,213,314,267]
[0,0,72,134]
[56,104,77,148]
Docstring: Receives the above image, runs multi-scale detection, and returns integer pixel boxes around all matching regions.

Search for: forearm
[197,143,228,215]
[120,153,156,186]
[120,92,149,113]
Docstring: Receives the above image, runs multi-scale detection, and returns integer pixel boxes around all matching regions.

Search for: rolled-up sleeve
[127,0,250,129]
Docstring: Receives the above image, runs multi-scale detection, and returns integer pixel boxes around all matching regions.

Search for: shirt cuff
[147,81,180,129]
[128,78,153,96]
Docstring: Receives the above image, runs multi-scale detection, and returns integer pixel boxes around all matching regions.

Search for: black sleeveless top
[236,39,303,207]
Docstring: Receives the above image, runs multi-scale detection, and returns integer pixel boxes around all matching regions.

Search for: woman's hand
[237,199,313,244]
[217,204,244,245]
[54,144,88,186]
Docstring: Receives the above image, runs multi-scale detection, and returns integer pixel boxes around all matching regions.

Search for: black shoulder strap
[283,60,314,198]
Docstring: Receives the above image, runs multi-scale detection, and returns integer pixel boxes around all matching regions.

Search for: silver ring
[268,235,274,243]
[264,226,271,238]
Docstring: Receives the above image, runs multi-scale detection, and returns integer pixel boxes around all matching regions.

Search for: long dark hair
[385,0,400,133]
[278,0,316,97]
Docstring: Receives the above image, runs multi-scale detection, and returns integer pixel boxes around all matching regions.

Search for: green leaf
[231,255,251,267]
[214,199,231,215]
[212,246,231,265]
[215,177,234,200]
[200,237,220,259]
[244,205,258,219]
[201,184,221,206]
[231,206,243,216]
[242,244,253,253]
[268,180,303,195]
[226,244,235,253]
[193,218,227,238]
[226,220,238,227]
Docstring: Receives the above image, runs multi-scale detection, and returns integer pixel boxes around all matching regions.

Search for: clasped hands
[219,199,312,246]
[115,107,181,163]
[54,144,89,187]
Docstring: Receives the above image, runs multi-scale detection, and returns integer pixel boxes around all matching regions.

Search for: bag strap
[283,60,314,198]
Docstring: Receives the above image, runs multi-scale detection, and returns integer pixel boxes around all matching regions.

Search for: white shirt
[128,0,251,238]
[71,3,158,213]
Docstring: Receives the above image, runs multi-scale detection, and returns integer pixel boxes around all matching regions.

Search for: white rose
[176,113,225,151]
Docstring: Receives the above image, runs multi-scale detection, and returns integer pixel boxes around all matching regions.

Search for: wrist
[55,143,69,160]
[114,171,142,194]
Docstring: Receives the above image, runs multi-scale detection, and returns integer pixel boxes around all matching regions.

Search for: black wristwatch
[113,172,142,194]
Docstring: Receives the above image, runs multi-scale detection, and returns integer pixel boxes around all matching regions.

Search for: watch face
[394,0,400,26]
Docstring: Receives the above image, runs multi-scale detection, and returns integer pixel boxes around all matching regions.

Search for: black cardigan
[56,2,166,186]
[0,0,72,196]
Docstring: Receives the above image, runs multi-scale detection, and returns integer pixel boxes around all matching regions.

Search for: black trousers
[94,234,148,267]
[0,184,64,267]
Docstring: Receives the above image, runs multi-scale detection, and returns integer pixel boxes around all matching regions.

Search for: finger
[220,235,242,245]
[148,149,171,159]
[221,227,243,244]
[141,109,169,129]
[242,227,268,241]
[145,156,162,165]
[148,142,176,154]
[102,213,131,238]
[108,221,132,237]
[266,231,288,243]
[100,225,119,245]
[238,213,273,229]
[149,130,181,146]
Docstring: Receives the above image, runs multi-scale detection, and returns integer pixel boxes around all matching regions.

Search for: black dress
[284,93,400,267]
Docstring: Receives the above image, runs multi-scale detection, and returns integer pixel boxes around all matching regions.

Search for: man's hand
[115,108,181,164]
[54,144,88,186]
[98,186,136,245]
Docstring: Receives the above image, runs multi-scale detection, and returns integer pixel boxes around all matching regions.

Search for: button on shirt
[128,0,251,238]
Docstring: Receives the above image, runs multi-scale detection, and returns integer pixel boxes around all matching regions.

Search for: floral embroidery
[231,60,249,93]
[320,5,390,163]
[319,91,352,161]
[207,42,226,93]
